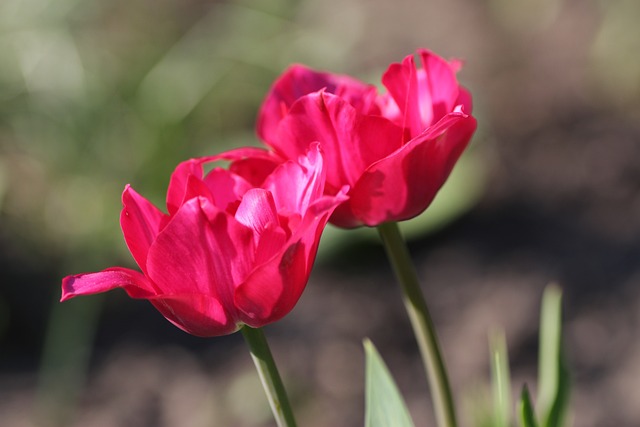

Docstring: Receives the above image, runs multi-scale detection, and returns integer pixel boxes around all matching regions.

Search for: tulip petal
[211,146,282,168]
[148,195,255,296]
[236,189,290,267]
[456,86,473,114]
[166,149,276,215]
[235,188,348,325]
[417,49,460,121]
[350,111,477,226]
[202,168,252,211]
[61,267,157,301]
[235,239,307,326]
[261,142,327,216]
[275,92,404,191]
[258,64,379,144]
[326,198,362,228]
[166,159,206,215]
[228,157,279,187]
[382,50,460,135]
[235,188,280,236]
[382,54,424,135]
[235,188,289,265]
[148,293,238,337]
[121,185,167,273]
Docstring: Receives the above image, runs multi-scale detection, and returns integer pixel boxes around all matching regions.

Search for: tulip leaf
[519,385,539,427]
[364,339,415,427]
[537,285,570,427]
[490,329,512,427]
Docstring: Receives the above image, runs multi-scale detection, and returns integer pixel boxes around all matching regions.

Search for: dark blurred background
[1,0,639,426]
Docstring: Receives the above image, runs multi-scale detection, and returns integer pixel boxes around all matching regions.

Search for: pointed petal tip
[60,275,77,302]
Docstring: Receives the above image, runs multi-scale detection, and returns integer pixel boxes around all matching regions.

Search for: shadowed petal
[234,239,307,326]
[148,293,237,337]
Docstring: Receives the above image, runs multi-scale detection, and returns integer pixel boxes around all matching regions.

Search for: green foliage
[474,285,570,427]
[364,339,415,427]
[537,286,570,427]
[490,330,512,427]
[518,386,538,427]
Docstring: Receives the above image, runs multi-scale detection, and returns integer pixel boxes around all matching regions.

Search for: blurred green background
[1,0,639,426]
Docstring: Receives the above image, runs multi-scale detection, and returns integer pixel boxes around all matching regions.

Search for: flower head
[257,49,477,228]
[61,144,347,336]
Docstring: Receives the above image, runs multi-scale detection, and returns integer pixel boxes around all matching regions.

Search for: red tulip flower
[257,49,477,228]
[61,144,347,337]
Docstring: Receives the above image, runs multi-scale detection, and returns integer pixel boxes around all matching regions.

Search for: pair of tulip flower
[62,49,477,338]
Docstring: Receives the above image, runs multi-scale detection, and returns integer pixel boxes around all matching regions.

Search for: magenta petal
[350,112,477,226]
[61,267,157,301]
[382,50,461,135]
[166,159,205,215]
[235,239,307,326]
[257,64,379,144]
[276,92,404,190]
[261,142,327,215]
[212,146,279,163]
[146,197,254,314]
[228,157,278,188]
[235,155,347,323]
[326,199,362,228]
[212,146,283,188]
[203,168,251,211]
[456,86,473,114]
[148,294,238,337]
[120,185,167,273]
[235,188,280,238]
[236,189,289,266]
[235,189,341,324]
[417,49,460,122]
[382,55,424,135]
[182,174,215,204]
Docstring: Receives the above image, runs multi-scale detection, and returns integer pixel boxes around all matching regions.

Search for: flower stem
[377,221,457,427]
[241,325,298,427]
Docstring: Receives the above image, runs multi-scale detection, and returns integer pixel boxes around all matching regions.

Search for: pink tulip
[61,144,348,337]
[257,49,477,228]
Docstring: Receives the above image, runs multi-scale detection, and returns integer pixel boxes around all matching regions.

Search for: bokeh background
[1,0,640,426]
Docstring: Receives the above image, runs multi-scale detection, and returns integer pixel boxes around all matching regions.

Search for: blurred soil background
[1,0,639,426]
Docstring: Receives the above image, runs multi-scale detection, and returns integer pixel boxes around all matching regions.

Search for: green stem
[241,326,298,427]
[377,221,457,427]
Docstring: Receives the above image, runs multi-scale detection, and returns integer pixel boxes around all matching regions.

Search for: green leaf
[544,357,570,427]
[364,339,415,427]
[490,330,512,427]
[518,385,539,427]
[537,285,570,427]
